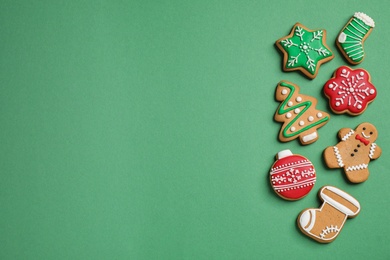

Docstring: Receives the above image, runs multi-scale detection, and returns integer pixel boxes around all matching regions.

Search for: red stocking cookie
[323,122,382,183]
[298,186,360,243]
[324,66,377,115]
[274,81,330,145]
[270,150,316,200]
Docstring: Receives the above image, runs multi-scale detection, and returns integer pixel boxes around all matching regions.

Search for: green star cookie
[275,23,334,79]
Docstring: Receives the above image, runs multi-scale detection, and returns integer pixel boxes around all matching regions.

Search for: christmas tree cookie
[275,23,334,79]
[274,81,330,145]
[298,186,360,243]
[336,12,375,65]
[324,66,377,115]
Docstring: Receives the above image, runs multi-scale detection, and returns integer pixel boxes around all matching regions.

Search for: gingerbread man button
[323,122,382,183]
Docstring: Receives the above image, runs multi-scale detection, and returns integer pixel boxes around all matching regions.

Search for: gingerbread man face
[324,122,382,183]
[354,123,378,142]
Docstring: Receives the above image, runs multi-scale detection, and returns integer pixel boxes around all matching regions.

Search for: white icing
[320,225,340,239]
[296,96,302,102]
[299,209,316,231]
[354,12,375,28]
[338,32,347,43]
[335,101,340,107]
[341,130,354,141]
[361,131,370,139]
[317,112,322,118]
[359,71,364,76]
[342,69,347,73]
[294,108,300,114]
[282,89,288,95]
[345,164,368,171]
[320,186,360,216]
[299,120,304,126]
[369,89,375,94]
[328,83,333,88]
[302,132,317,143]
[369,143,377,159]
[308,116,314,122]
[291,126,296,132]
[333,146,344,167]
[286,112,292,119]
[288,101,293,107]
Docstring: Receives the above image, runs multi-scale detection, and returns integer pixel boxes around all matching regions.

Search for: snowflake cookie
[323,122,382,183]
[324,66,376,115]
[269,150,316,201]
[274,81,330,145]
[275,23,334,79]
[298,186,360,243]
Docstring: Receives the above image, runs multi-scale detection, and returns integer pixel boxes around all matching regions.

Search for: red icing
[324,66,376,115]
[270,154,316,200]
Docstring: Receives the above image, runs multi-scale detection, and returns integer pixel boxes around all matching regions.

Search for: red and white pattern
[270,150,316,200]
[324,66,376,115]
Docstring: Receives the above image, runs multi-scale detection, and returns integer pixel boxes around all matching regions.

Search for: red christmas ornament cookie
[323,66,377,115]
[270,150,316,200]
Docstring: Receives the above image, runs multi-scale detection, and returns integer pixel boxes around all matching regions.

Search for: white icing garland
[341,130,355,141]
[346,164,368,172]
[333,146,344,167]
[369,143,377,159]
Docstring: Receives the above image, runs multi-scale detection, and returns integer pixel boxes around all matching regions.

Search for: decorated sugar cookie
[275,23,334,79]
[323,122,382,183]
[336,12,375,65]
[324,66,377,115]
[270,150,316,201]
[298,186,360,243]
[274,81,330,145]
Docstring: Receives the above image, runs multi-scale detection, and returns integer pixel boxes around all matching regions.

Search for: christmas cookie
[336,12,375,65]
[270,150,316,201]
[324,66,377,115]
[274,81,330,145]
[275,23,334,79]
[323,122,382,183]
[298,186,360,243]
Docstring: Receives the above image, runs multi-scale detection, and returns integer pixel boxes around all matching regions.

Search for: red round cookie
[270,150,316,200]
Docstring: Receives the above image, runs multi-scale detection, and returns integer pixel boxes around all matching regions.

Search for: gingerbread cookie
[323,122,382,183]
[270,150,316,201]
[336,12,375,65]
[274,81,330,145]
[298,186,360,243]
[324,66,377,115]
[275,23,334,79]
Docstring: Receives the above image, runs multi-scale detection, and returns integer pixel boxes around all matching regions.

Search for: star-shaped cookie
[275,23,334,79]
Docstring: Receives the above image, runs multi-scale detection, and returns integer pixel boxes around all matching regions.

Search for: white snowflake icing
[280,26,331,73]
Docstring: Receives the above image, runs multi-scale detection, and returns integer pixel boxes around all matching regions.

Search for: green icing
[278,82,329,138]
[279,25,333,75]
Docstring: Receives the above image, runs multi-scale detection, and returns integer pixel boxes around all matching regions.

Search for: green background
[1,0,389,259]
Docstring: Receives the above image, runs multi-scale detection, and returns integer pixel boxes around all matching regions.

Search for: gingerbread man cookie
[323,122,382,183]
[275,23,334,79]
[298,186,360,243]
[324,66,377,116]
[274,81,330,145]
